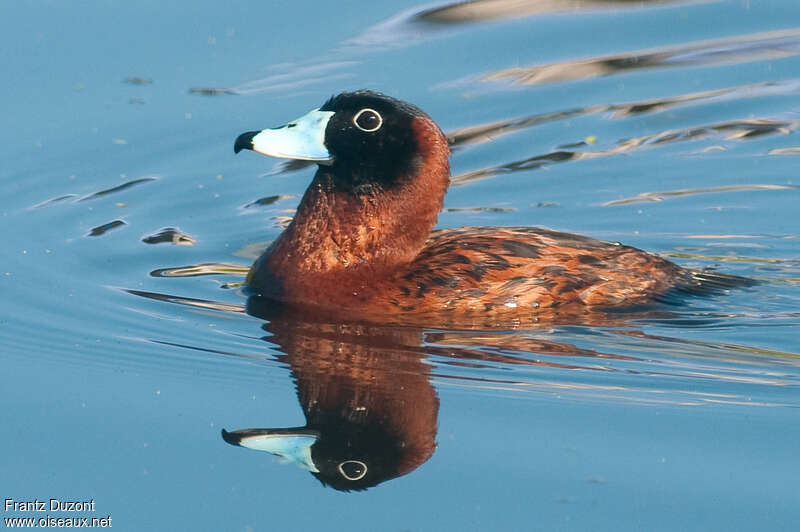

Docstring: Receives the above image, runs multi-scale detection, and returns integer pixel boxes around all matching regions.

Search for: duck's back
[383,227,703,314]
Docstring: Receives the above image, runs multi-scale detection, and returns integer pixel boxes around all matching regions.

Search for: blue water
[2,0,799,530]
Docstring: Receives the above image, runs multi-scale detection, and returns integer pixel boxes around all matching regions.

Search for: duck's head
[221,422,421,492]
[234,90,449,191]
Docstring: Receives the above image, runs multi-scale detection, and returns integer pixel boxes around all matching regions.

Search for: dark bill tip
[234,131,258,154]
[221,429,241,445]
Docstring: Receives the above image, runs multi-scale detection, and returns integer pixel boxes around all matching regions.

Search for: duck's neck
[265,120,450,280]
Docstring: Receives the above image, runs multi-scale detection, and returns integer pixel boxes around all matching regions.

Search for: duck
[234,90,751,322]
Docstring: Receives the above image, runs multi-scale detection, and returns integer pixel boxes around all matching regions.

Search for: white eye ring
[338,460,368,480]
[353,108,382,132]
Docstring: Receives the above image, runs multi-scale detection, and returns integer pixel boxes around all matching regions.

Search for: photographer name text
[5,499,96,513]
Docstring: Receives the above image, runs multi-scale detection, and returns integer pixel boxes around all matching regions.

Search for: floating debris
[141,227,196,246]
[87,220,126,237]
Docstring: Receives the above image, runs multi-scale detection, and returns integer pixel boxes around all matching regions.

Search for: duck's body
[236,90,750,321]
[250,224,689,317]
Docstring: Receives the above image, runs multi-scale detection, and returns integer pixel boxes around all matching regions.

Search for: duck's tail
[680,269,758,295]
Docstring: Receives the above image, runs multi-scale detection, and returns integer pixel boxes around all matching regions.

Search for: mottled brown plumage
[392,226,686,310]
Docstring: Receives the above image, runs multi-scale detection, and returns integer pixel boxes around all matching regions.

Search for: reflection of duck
[219,301,668,490]
[222,310,438,491]
[235,90,751,323]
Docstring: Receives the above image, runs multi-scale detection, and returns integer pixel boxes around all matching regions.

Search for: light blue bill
[251,109,334,163]
[237,433,320,473]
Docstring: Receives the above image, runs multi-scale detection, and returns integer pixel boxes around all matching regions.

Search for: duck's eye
[353,108,382,132]
[338,460,367,480]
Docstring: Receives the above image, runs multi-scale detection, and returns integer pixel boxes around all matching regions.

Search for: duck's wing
[397,227,694,309]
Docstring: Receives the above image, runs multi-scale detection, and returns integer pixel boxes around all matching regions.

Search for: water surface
[2,0,799,530]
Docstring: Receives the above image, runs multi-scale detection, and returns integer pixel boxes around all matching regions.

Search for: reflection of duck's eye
[338,460,368,480]
[353,109,382,132]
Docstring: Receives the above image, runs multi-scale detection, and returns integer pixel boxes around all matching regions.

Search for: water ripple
[451,116,799,184]
[480,28,800,86]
